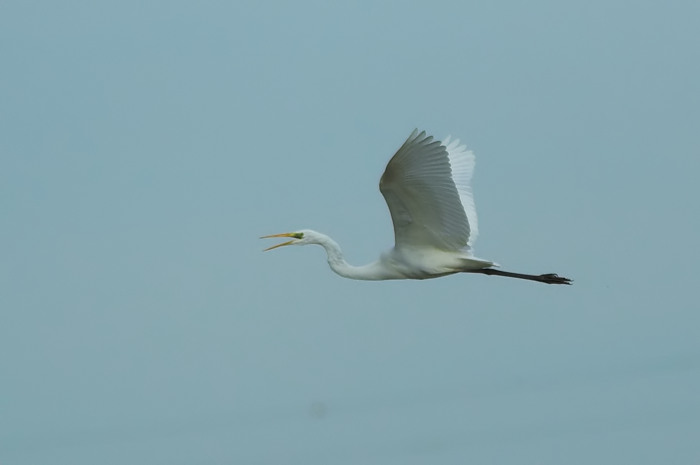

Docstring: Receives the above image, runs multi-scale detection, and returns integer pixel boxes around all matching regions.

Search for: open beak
[260,232,297,251]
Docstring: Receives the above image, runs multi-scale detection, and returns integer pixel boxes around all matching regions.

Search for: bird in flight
[262,129,571,285]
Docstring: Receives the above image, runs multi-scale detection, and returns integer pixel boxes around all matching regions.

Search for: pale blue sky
[2,1,699,463]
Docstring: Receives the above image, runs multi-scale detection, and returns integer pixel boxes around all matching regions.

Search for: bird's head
[261,229,320,251]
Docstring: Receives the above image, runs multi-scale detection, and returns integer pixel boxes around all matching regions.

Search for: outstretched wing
[379,129,478,252]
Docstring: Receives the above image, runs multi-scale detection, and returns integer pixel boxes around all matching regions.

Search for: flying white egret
[262,129,571,285]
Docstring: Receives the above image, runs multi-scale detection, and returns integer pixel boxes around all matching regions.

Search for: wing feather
[379,129,478,252]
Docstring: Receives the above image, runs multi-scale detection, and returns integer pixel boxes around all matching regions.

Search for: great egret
[262,129,571,285]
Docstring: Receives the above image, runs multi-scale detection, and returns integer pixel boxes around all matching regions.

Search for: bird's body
[296,230,494,280]
[263,130,571,285]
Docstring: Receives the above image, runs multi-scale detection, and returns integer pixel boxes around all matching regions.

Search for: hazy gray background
[2,1,699,463]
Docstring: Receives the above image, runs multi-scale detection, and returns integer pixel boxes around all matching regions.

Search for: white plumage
[380,129,477,252]
[262,129,571,285]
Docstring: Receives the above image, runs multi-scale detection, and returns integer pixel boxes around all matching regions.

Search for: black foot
[539,273,572,285]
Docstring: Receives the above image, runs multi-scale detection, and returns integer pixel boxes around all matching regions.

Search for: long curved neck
[314,233,390,281]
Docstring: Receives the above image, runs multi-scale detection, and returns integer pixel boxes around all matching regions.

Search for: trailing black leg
[466,268,572,285]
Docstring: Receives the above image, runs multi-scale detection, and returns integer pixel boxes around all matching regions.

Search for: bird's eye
[292,232,304,239]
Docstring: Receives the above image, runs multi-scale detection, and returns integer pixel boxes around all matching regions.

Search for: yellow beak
[260,232,297,251]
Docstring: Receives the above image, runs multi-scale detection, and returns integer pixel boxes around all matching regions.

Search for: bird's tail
[458,256,498,271]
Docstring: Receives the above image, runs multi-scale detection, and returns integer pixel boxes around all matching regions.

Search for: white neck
[313,233,393,281]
